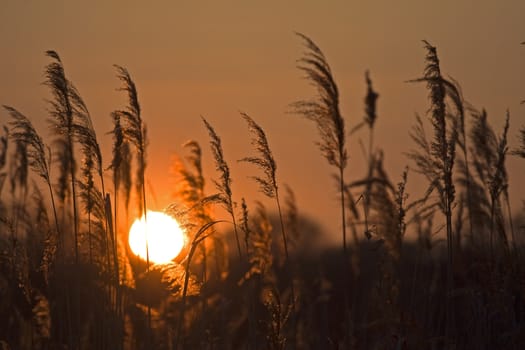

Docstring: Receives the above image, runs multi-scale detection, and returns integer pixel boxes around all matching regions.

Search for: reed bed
[0,35,524,349]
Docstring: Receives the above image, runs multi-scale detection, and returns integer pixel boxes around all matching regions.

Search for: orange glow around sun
[128,210,185,264]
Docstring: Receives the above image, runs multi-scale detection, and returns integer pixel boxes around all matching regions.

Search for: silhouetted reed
[45,50,81,263]
[292,32,349,269]
[408,40,459,341]
[202,117,243,260]
[4,106,61,249]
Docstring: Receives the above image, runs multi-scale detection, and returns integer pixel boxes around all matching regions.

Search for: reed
[292,32,349,268]
[202,117,243,260]
[45,51,81,263]
[113,64,150,344]
[408,40,458,343]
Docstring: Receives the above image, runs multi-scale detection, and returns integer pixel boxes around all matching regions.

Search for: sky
[1,1,524,245]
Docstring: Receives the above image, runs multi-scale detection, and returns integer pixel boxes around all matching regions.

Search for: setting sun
[128,210,185,264]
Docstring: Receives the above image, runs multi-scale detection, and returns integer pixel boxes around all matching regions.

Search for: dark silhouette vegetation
[0,35,524,349]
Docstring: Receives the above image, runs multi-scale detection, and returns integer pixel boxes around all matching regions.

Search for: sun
[128,210,185,264]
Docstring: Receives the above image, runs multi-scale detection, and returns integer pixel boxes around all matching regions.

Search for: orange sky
[1,1,524,244]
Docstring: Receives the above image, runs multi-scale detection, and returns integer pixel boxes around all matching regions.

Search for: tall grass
[239,111,298,345]
[201,117,243,260]
[239,112,290,264]
[0,40,524,349]
[45,51,82,263]
[4,106,61,252]
[112,64,150,345]
[291,32,354,347]
[292,34,348,262]
[407,40,459,341]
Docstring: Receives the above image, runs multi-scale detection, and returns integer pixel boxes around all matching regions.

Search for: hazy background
[1,1,524,245]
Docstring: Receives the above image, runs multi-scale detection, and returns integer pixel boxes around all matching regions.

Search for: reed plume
[239,111,298,345]
[71,83,109,266]
[512,125,525,158]
[361,71,379,246]
[8,139,29,243]
[202,117,243,259]
[469,108,511,252]
[45,50,81,262]
[113,64,150,343]
[442,77,473,247]
[241,201,274,282]
[291,32,349,265]
[176,141,205,204]
[408,40,458,340]
[9,139,28,198]
[109,111,133,223]
[239,112,290,261]
[172,140,221,281]
[283,185,299,249]
[4,105,61,248]
[113,64,148,255]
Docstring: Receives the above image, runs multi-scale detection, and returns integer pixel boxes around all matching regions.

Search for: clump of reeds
[512,125,525,158]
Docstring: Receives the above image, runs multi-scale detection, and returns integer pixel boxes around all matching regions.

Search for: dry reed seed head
[239,112,277,198]
[183,140,203,172]
[201,117,234,214]
[4,106,52,185]
[114,65,141,119]
[408,115,441,178]
[470,109,497,171]
[118,141,133,209]
[44,51,78,138]
[110,111,123,144]
[113,66,148,217]
[54,139,73,203]
[489,112,510,199]
[293,33,347,171]
[73,108,104,178]
[514,126,525,158]
[9,139,29,195]
[113,67,148,204]
[242,201,273,281]
[157,262,201,298]
[364,70,379,128]
[32,183,50,226]
[183,140,205,194]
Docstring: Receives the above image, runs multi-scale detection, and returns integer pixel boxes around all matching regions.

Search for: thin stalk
[69,134,79,263]
[275,190,297,346]
[504,191,517,257]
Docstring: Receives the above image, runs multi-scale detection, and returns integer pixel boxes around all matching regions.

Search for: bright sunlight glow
[128,210,185,264]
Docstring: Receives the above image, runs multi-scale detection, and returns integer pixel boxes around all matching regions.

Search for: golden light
[128,210,185,264]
